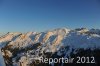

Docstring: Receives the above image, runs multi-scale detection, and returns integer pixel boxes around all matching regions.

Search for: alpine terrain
[0,28,100,66]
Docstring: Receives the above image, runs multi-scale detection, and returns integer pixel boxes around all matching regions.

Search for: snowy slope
[0,49,5,66]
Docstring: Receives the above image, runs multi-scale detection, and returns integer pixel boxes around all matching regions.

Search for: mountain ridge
[0,28,100,66]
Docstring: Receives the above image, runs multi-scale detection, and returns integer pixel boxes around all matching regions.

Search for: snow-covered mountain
[0,28,100,66]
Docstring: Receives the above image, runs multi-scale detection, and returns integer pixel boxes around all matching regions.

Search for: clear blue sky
[0,0,100,32]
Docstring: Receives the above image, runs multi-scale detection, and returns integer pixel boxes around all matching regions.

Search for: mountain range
[0,28,100,66]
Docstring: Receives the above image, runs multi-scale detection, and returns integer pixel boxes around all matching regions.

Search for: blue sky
[0,0,100,32]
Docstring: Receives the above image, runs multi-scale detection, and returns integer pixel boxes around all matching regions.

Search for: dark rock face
[2,43,100,66]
